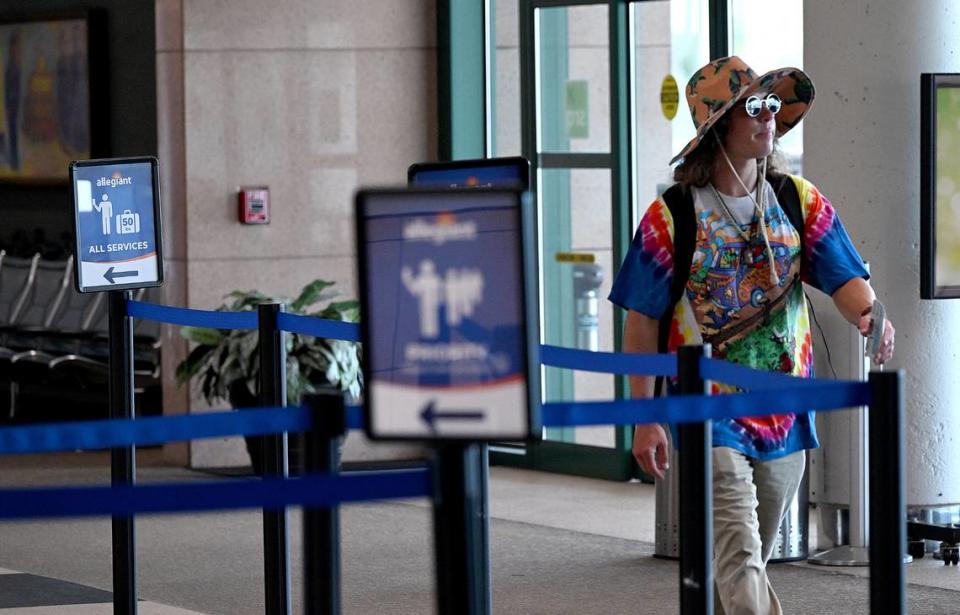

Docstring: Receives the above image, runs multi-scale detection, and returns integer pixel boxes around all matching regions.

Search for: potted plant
[175,279,361,474]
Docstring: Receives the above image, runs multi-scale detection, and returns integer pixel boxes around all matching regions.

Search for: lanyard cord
[708,183,755,244]
[712,131,779,286]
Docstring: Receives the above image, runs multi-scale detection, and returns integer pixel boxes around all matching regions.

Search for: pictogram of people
[93,193,113,235]
[403,261,443,338]
[402,260,484,339]
[444,268,484,326]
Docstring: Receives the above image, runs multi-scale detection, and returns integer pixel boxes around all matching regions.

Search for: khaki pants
[712,447,806,615]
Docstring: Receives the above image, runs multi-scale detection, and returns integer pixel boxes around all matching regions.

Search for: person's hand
[859,313,895,364]
[633,423,670,480]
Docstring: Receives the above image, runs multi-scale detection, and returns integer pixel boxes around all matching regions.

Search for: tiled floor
[485,467,960,594]
[1,455,959,613]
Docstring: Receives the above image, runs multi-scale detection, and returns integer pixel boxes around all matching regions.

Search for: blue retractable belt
[540,344,676,376]
[0,469,433,520]
[542,381,870,427]
[277,312,361,341]
[127,300,258,330]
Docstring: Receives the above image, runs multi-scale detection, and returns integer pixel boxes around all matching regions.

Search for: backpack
[655,173,804,394]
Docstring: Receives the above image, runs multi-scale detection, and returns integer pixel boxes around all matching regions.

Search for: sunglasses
[743,94,782,117]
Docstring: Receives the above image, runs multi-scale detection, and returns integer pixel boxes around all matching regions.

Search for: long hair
[673,111,786,187]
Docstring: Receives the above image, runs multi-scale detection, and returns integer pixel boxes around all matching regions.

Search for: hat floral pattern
[671,56,815,165]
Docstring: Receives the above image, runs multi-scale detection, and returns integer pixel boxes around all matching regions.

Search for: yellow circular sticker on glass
[660,75,679,121]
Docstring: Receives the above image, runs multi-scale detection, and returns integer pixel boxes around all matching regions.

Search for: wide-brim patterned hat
[670,56,815,165]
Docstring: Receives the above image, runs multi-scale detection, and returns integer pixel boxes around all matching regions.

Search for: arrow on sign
[420,401,485,430]
[103,267,138,284]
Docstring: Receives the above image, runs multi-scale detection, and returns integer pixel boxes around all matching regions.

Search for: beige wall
[156,0,438,466]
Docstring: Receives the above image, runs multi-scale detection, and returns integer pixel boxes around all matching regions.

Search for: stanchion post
[869,370,905,615]
[478,443,492,610]
[108,289,137,615]
[433,442,487,615]
[259,302,291,615]
[677,344,712,615]
[302,390,346,615]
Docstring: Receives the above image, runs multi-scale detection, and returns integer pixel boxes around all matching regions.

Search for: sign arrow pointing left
[420,400,485,430]
[104,266,138,284]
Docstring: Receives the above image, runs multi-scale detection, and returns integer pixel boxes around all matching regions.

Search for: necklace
[712,139,780,286]
[716,136,767,218]
[708,182,763,245]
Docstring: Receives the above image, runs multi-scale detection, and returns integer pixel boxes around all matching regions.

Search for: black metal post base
[433,442,488,615]
[677,344,712,615]
[108,290,137,615]
[259,303,290,615]
[303,390,347,615]
[869,370,905,614]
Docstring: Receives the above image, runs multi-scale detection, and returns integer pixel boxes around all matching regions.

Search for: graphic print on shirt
[686,193,803,450]
[688,202,799,342]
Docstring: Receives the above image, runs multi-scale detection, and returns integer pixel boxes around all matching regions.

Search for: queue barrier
[0,378,867,457]
[0,469,432,520]
[0,298,905,615]
[123,299,851,391]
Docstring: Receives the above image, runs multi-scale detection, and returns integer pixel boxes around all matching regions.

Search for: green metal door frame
[537,8,575,443]
[437,0,490,159]
[486,0,636,481]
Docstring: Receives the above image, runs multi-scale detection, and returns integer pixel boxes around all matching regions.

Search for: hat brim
[669,66,815,165]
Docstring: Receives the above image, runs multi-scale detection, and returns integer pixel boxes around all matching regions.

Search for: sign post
[433,442,487,613]
[406,158,532,611]
[677,345,713,615]
[259,302,291,615]
[70,156,163,615]
[356,188,540,614]
[107,289,136,615]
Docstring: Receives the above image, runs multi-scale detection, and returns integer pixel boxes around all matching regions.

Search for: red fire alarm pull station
[239,186,270,224]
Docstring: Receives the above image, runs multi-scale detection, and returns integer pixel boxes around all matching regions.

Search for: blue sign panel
[70,157,163,293]
[408,156,529,190]
[357,188,539,440]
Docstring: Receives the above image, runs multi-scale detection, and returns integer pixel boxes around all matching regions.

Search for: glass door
[487,0,716,480]
[489,0,634,480]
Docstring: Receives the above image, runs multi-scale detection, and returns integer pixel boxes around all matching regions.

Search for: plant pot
[228,381,304,476]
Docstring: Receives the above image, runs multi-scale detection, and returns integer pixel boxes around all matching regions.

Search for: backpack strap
[768,172,805,271]
[656,183,696,396]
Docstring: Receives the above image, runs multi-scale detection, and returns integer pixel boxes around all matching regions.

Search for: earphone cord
[806,290,838,379]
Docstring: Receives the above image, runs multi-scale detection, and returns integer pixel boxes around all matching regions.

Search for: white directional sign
[70,157,163,293]
[356,188,540,441]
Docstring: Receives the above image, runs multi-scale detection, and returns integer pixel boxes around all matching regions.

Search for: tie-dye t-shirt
[609,174,868,460]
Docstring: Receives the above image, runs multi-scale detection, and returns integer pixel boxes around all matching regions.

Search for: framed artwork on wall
[0,12,108,184]
[922,73,960,299]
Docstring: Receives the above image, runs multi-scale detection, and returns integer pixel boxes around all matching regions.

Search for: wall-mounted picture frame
[0,11,108,184]
[921,73,960,299]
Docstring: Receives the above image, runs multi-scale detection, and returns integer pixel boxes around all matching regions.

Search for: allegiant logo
[97,172,132,188]
[402,213,477,245]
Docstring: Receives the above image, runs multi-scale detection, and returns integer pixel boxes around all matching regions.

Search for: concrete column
[805,0,960,506]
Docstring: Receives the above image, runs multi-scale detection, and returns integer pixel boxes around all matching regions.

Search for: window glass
[731,0,805,171]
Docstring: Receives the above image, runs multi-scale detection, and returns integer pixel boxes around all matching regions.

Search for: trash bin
[654,447,809,562]
[572,263,603,352]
